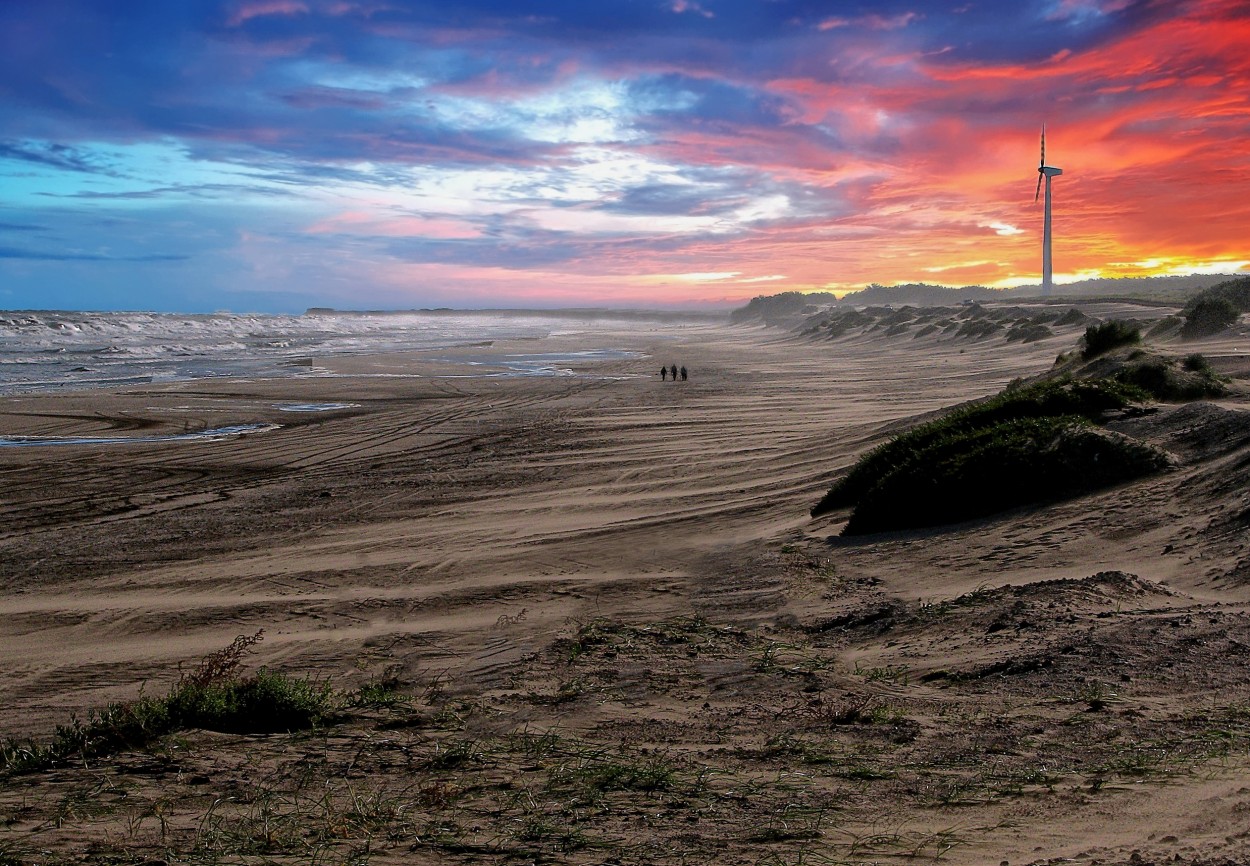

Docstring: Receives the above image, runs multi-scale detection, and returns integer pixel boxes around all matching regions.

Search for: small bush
[1181,297,1239,340]
[821,309,873,338]
[1005,323,1052,343]
[956,319,1002,339]
[1183,353,1214,374]
[1081,320,1140,360]
[171,668,331,734]
[1114,354,1227,401]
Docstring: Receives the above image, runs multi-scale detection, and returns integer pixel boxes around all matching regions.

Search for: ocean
[0,309,713,396]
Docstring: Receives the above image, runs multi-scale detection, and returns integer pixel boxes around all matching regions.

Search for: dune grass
[1081,320,1140,359]
[812,377,1147,519]
[1,631,332,775]
[811,376,1173,534]
[841,418,1170,535]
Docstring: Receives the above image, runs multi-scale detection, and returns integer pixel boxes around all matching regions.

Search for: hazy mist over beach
[0,309,717,395]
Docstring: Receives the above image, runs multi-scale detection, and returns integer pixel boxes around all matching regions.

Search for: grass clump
[2,631,332,775]
[1081,320,1140,359]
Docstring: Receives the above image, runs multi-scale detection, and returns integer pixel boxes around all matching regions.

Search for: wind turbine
[1035,124,1063,294]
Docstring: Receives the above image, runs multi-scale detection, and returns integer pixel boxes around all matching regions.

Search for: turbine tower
[1034,125,1063,295]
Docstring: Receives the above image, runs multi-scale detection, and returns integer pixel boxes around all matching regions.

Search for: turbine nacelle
[1041,166,1063,177]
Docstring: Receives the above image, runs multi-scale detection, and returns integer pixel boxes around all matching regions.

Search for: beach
[4,307,1250,864]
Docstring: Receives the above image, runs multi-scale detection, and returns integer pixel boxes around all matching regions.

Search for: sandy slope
[2,305,1250,864]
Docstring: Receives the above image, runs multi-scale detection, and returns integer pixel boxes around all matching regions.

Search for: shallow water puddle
[0,423,280,447]
[276,402,359,412]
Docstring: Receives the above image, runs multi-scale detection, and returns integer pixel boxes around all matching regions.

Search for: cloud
[0,141,114,174]
[0,246,190,262]
[670,1,714,19]
[0,0,1247,310]
[306,210,482,239]
[818,12,921,31]
[226,1,310,28]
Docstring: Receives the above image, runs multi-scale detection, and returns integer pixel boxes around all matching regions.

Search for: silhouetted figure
[660,366,667,381]
[670,364,678,381]
[680,366,687,381]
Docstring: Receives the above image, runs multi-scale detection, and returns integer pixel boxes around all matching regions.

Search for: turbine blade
[1040,124,1046,168]
[1034,171,1043,203]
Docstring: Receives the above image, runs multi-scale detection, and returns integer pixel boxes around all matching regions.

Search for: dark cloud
[0,245,190,262]
[603,183,732,216]
[0,0,1188,173]
[38,182,299,200]
[0,140,115,174]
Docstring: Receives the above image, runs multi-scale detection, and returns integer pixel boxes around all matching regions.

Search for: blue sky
[1,0,1247,312]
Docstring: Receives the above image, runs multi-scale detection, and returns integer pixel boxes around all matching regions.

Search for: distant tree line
[729,291,836,325]
[732,274,1246,324]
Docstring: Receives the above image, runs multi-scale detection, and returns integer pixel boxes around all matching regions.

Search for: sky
[0,0,1248,313]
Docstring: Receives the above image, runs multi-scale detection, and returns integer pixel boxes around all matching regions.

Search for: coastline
[0,308,727,398]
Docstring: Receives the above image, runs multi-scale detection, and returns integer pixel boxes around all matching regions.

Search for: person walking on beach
[660,366,667,381]
[670,363,678,381]
[680,366,687,381]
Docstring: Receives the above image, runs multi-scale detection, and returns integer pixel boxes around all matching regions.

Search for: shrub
[1183,353,1214,374]
[1181,275,1250,316]
[811,377,1146,517]
[956,319,1002,339]
[842,419,1170,535]
[1005,323,1052,343]
[1081,320,1140,359]
[1181,296,1239,339]
[1114,354,1226,401]
[822,309,873,338]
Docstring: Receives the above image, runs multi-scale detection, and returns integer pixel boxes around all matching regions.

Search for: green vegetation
[1112,351,1227,400]
[2,632,332,775]
[730,291,835,324]
[812,378,1147,518]
[1181,296,1240,339]
[811,377,1174,534]
[811,338,1233,533]
[1179,275,1250,338]
[1183,274,1250,314]
[1081,320,1140,359]
[842,418,1168,535]
[7,601,1250,862]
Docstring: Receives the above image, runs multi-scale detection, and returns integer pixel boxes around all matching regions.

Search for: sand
[3,307,1250,864]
